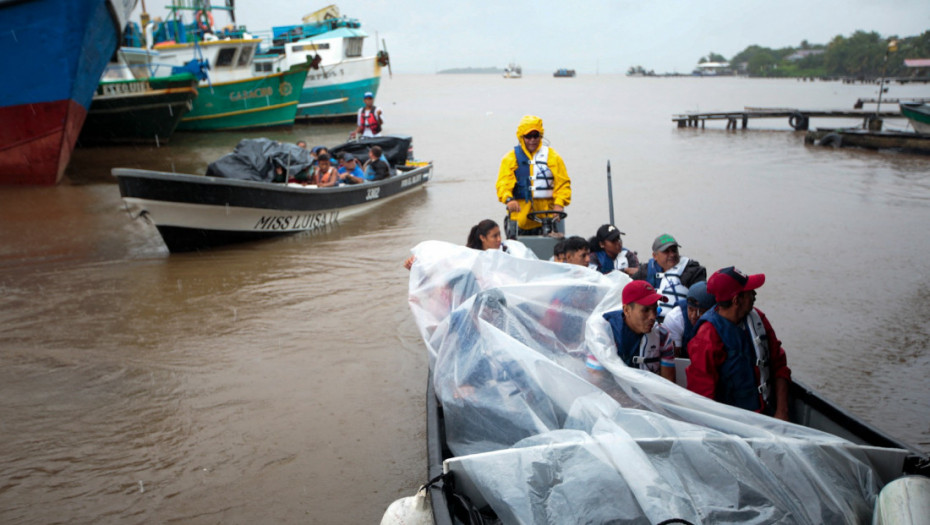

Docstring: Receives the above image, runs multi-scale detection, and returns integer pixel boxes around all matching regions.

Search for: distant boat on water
[553,68,576,78]
[503,63,522,79]
[261,4,386,120]
[0,0,138,185]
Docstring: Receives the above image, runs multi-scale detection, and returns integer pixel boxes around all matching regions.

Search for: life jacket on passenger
[603,310,664,374]
[694,308,772,413]
[359,107,381,135]
[512,145,554,201]
[671,298,700,356]
[592,248,631,274]
[646,257,691,319]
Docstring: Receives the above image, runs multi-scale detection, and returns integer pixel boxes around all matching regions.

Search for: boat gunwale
[113,162,431,193]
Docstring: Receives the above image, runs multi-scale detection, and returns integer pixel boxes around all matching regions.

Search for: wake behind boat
[113,135,431,252]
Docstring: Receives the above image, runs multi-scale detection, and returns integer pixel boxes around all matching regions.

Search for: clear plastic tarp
[407,241,900,524]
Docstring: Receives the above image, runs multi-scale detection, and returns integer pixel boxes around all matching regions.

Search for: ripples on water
[1,74,929,522]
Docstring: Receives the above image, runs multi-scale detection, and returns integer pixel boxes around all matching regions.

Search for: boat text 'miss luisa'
[384,241,930,525]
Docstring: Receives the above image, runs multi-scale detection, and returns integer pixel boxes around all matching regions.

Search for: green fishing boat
[177,64,309,131]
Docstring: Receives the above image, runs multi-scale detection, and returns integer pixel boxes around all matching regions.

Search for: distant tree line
[626,65,656,76]
[722,30,930,78]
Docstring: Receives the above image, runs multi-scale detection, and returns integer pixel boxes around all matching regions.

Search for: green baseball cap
[652,233,679,252]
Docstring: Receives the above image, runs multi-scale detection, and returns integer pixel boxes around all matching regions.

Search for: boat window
[254,62,273,74]
[346,38,363,58]
[237,47,254,67]
[215,48,237,67]
[292,43,329,52]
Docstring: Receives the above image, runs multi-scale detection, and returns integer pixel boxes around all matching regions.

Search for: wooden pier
[673,108,902,130]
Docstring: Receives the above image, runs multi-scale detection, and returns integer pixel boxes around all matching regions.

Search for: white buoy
[380,486,433,525]
[873,475,930,525]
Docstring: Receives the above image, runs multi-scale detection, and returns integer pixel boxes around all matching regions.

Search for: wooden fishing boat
[900,102,930,134]
[113,135,431,252]
[806,128,930,155]
[78,73,198,145]
[118,2,309,131]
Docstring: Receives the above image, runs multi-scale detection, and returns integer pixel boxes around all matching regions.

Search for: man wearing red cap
[686,267,791,420]
[600,280,676,381]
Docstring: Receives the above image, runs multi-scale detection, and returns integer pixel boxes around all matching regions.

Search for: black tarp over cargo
[206,138,313,182]
[205,136,412,182]
[330,135,412,168]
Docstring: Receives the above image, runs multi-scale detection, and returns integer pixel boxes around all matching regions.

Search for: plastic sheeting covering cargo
[407,241,911,525]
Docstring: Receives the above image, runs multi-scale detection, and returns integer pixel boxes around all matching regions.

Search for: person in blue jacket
[588,224,639,275]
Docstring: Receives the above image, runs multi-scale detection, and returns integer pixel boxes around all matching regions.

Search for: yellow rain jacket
[496,115,571,231]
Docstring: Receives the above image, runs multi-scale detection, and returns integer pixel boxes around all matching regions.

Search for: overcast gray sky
[135,1,930,74]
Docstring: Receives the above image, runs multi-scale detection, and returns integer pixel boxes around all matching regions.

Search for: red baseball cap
[622,280,668,306]
[707,266,765,302]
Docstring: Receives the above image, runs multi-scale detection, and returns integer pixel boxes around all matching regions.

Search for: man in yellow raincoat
[496,115,571,234]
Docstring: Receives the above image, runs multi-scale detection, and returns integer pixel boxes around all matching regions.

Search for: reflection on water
[1,74,929,522]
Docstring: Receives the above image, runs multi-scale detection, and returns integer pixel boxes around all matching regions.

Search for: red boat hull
[0,100,87,185]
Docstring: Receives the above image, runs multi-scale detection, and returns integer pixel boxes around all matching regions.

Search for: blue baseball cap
[686,282,715,310]
[363,92,374,98]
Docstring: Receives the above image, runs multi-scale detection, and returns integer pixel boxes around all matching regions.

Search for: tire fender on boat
[819,133,843,148]
[380,486,432,525]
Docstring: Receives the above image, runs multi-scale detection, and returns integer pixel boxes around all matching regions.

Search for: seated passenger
[465,219,509,252]
[630,233,706,320]
[363,145,391,181]
[337,153,366,185]
[601,280,676,381]
[589,224,639,276]
[407,219,509,270]
[661,281,715,358]
[686,267,791,420]
[309,153,338,187]
[560,236,590,267]
[550,239,566,262]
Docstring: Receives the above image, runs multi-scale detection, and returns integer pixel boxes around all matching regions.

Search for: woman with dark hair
[465,219,505,251]
[404,219,507,270]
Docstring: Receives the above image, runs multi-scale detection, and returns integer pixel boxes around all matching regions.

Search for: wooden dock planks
[673,108,902,130]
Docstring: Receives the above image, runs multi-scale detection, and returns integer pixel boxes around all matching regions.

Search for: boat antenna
[606,161,615,225]
[874,39,898,122]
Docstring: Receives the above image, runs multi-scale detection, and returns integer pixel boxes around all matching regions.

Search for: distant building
[785,49,824,61]
[693,61,732,76]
